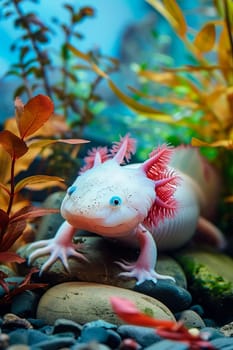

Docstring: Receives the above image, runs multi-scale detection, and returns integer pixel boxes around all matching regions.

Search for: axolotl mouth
[61,202,142,238]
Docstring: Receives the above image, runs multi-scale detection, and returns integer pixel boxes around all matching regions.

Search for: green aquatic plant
[1,0,118,135]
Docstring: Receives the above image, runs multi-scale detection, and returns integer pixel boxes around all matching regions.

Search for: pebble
[36,282,175,326]
[144,339,189,350]
[52,318,82,337]
[8,329,50,346]
[118,325,161,347]
[178,310,206,329]
[134,279,192,313]
[220,321,233,337]
[11,291,39,318]
[200,327,225,340]
[79,326,121,348]
[211,337,233,349]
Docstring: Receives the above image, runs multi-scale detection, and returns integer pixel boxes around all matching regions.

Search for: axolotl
[28,135,225,284]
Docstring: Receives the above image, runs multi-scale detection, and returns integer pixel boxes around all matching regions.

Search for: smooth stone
[8,329,50,346]
[175,248,233,323]
[30,336,76,349]
[35,191,65,240]
[200,327,225,340]
[52,318,82,337]
[220,321,233,337]
[36,282,175,326]
[178,310,206,329]
[144,339,189,350]
[20,238,185,291]
[118,325,161,347]
[83,320,117,330]
[72,342,111,350]
[79,326,121,348]
[134,279,192,313]
[11,291,39,318]
[189,304,204,317]
[211,337,233,349]
[0,333,9,349]
[155,255,187,289]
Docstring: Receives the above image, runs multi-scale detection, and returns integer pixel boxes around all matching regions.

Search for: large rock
[36,282,175,325]
[175,248,233,323]
[19,236,186,290]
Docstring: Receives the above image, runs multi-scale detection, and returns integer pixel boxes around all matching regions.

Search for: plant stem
[12,0,52,98]
[6,157,16,216]
[223,0,233,62]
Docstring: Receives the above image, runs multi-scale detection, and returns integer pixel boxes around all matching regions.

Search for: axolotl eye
[67,185,77,196]
[109,196,122,207]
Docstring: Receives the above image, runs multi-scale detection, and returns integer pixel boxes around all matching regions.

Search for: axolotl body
[29,135,224,284]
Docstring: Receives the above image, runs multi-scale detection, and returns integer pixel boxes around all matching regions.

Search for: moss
[143,307,154,318]
[176,250,233,297]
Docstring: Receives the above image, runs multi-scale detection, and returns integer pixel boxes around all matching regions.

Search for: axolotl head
[61,159,156,237]
[61,135,178,237]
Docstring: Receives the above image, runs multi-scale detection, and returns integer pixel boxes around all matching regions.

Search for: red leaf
[0,251,25,263]
[0,220,26,251]
[10,205,59,223]
[15,95,54,139]
[0,130,28,159]
[110,297,175,328]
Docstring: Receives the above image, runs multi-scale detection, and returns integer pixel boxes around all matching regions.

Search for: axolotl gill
[28,135,225,284]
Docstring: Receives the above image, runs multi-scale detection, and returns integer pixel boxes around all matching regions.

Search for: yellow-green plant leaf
[218,25,233,81]
[108,80,173,122]
[29,138,89,149]
[147,0,186,38]
[14,175,64,193]
[128,86,199,109]
[192,137,233,149]
[163,0,187,37]
[194,23,216,53]
[138,70,179,86]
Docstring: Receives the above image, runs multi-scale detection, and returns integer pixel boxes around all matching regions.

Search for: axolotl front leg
[28,221,88,273]
[116,224,175,284]
[28,220,174,284]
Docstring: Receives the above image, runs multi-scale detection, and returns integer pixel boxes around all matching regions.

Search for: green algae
[175,249,233,322]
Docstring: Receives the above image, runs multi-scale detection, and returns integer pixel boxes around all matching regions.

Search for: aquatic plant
[111,296,216,350]
[1,0,118,134]
[0,94,88,295]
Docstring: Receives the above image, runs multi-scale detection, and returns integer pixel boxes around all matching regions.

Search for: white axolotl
[28,135,225,284]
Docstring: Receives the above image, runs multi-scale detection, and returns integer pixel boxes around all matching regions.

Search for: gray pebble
[53,318,82,337]
[118,325,161,347]
[134,279,192,312]
[9,329,49,346]
[144,339,189,350]
[211,337,233,349]
[200,327,225,340]
[11,291,39,318]
[179,310,206,329]
[30,336,76,349]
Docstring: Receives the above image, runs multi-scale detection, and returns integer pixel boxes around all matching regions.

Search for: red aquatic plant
[110,297,216,350]
[0,94,88,297]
